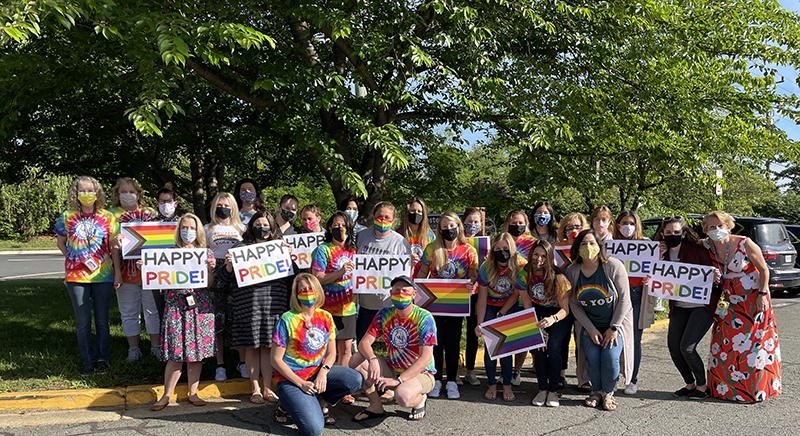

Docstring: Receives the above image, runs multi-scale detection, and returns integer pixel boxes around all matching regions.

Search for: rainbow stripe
[121,222,178,259]
[414,279,471,317]
[576,284,612,300]
[481,307,545,360]
[468,236,490,269]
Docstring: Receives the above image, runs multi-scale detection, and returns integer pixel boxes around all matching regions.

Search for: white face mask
[597,220,610,230]
[120,193,138,207]
[180,229,197,244]
[707,228,729,242]
[619,224,635,238]
[159,202,176,217]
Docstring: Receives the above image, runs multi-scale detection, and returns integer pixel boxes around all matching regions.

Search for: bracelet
[553,315,559,322]
[397,375,404,384]
[368,357,378,362]
[758,291,768,296]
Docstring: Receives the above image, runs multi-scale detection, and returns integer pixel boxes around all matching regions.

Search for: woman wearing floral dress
[703,211,781,402]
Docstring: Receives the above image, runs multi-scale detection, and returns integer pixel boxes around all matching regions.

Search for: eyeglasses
[662,215,684,223]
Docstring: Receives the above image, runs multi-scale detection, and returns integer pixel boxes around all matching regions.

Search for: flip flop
[341,394,355,405]
[408,395,427,421]
[352,410,387,422]
[502,389,515,402]
[264,389,279,403]
[250,392,265,404]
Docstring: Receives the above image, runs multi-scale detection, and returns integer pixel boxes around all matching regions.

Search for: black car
[643,215,800,292]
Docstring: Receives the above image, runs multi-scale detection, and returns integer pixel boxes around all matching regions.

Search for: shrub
[0,167,72,238]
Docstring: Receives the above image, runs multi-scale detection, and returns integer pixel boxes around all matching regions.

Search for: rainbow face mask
[391,290,414,309]
[374,217,393,234]
[297,289,317,307]
[567,228,581,241]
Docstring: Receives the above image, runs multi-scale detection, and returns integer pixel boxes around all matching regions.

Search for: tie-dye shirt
[54,209,120,283]
[109,206,157,283]
[514,234,536,259]
[367,305,437,375]
[421,242,478,279]
[576,266,614,329]
[204,224,244,259]
[272,308,336,381]
[408,230,435,277]
[311,242,357,316]
[477,257,527,306]
[528,273,572,317]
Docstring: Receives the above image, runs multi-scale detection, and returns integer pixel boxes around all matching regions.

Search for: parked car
[643,215,800,292]
[783,225,800,268]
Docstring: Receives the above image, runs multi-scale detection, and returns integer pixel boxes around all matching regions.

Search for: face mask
[344,210,358,222]
[159,202,176,217]
[374,217,393,234]
[408,212,423,225]
[464,223,481,237]
[596,220,610,230]
[281,209,296,222]
[332,226,347,242]
[533,214,550,227]
[391,290,414,309]
[493,249,511,263]
[508,224,526,238]
[664,234,683,248]
[297,289,316,307]
[441,227,459,241]
[180,229,197,244]
[216,206,232,220]
[240,190,256,204]
[119,193,138,207]
[303,220,320,232]
[579,244,600,261]
[253,226,271,240]
[78,193,97,206]
[707,228,729,242]
[619,224,635,238]
[567,228,581,241]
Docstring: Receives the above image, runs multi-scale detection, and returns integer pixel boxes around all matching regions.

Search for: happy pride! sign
[646,261,715,304]
[605,240,660,278]
[352,254,411,294]
[141,248,208,290]
[283,233,325,269]
[228,240,295,287]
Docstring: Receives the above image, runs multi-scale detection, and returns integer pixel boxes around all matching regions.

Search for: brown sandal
[584,392,603,407]
[602,393,618,411]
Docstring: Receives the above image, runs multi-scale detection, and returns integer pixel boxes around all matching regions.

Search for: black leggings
[668,306,714,386]
[434,315,463,381]
[465,294,479,371]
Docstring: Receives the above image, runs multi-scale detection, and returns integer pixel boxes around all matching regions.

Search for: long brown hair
[484,233,523,288]
[569,229,609,264]
[399,197,433,248]
[503,210,530,236]
[613,210,645,240]
[526,239,565,304]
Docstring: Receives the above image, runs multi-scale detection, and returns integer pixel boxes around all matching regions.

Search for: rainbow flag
[481,307,545,360]
[414,279,471,317]
[554,242,572,268]
[121,222,178,259]
[468,236,490,268]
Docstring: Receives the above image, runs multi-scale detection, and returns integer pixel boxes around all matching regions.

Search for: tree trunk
[190,154,206,222]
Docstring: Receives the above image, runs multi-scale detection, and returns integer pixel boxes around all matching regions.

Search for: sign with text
[605,240,660,278]
[141,248,208,290]
[481,307,546,360]
[229,240,294,287]
[353,254,411,294]
[646,261,715,304]
[414,279,471,317]
[283,232,325,269]
[120,222,177,259]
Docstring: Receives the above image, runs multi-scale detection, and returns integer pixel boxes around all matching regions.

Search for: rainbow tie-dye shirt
[477,257,527,306]
[514,234,536,259]
[576,267,614,329]
[54,209,120,283]
[408,230,435,277]
[421,243,478,279]
[272,308,336,381]
[367,305,437,374]
[311,242,357,316]
[109,206,157,283]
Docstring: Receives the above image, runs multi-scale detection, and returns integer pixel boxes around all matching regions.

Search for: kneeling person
[350,276,436,421]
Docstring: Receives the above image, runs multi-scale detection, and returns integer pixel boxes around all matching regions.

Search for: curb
[0,319,671,412]
[0,250,61,256]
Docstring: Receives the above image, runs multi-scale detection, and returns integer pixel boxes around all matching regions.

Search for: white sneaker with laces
[446,381,460,399]
[150,347,161,359]
[215,366,227,381]
[546,391,560,407]
[126,347,143,362]
[625,383,638,395]
[237,363,249,378]
[532,391,547,406]
[429,380,442,398]
[510,371,521,386]
[464,372,480,386]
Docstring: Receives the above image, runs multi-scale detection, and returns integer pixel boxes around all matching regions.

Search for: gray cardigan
[566,257,634,383]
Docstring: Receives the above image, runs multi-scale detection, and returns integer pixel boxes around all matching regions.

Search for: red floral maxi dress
[705,237,781,402]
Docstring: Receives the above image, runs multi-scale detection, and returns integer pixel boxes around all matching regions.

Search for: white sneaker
[446,381,460,399]
[510,371,521,386]
[126,347,142,362]
[625,383,638,395]
[150,347,161,359]
[532,391,547,406]
[237,363,249,378]
[464,372,480,386]
[546,391,560,407]
[215,366,227,381]
[429,380,442,398]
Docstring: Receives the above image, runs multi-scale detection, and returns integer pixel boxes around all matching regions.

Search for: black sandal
[322,407,336,425]
[558,376,566,390]
[272,405,292,424]
[408,395,427,421]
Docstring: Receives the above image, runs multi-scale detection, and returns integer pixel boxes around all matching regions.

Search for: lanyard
[709,239,730,279]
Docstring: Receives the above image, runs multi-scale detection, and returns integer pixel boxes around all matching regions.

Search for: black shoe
[672,387,692,397]
[81,363,95,376]
[96,361,109,374]
[688,389,708,400]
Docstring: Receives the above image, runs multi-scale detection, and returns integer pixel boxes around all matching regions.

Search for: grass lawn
[0,236,59,251]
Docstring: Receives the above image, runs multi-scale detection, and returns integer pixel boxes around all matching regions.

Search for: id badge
[83,256,100,273]
[715,299,729,317]
[185,293,197,310]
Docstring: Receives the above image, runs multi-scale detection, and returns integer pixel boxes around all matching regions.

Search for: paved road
[0,254,64,280]
[1,295,798,435]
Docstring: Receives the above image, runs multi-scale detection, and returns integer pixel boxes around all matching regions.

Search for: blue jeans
[355,307,379,344]
[629,285,643,384]
[534,316,572,391]
[580,327,624,394]
[483,304,517,386]
[276,365,363,436]
[66,282,115,366]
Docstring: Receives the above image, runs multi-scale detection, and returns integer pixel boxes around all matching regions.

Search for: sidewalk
[0,250,61,256]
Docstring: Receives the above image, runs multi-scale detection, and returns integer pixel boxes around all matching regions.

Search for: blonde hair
[111,177,148,209]
[431,211,468,273]
[174,213,207,247]
[557,212,588,240]
[300,204,321,219]
[702,211,735,232]
[590,205,615,235]
[290,273,326,312]
[503,210,530,236]
[67,176,106,210]
[399,197,433,248]
[484,233,524,288]
[208,192,245,233]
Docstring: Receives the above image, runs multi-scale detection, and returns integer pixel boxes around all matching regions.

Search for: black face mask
[281,209,296,222]
[493,249,511,263]
[253,227,271,240]
[664,234,683,248]
[408,212,423,225]
[508,224,526,238]
[215,206,232,220]
[332,226,346,242]
[441,227,459,241]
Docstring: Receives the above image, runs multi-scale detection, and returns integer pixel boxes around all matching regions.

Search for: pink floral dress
[705,237,781,402]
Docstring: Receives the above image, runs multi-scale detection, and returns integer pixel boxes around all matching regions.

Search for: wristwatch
[609,326,617,332]
[322,364,331,371]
